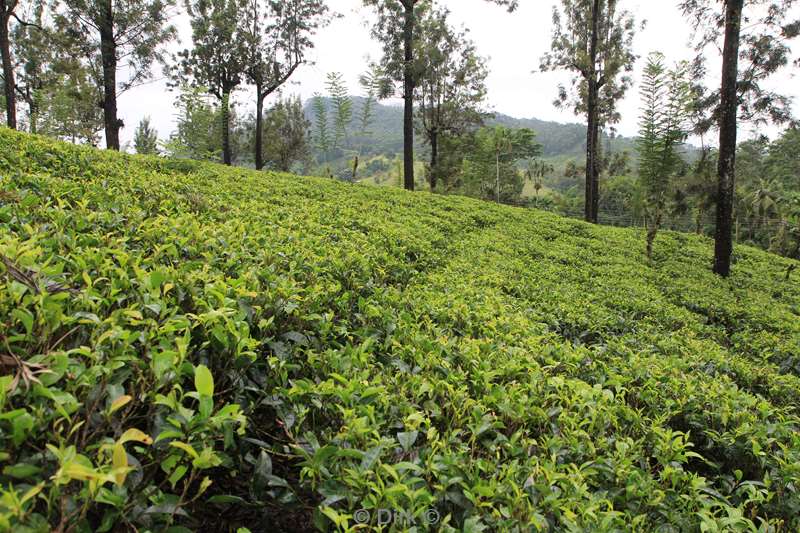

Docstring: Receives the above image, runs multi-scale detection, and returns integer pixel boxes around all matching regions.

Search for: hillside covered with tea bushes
[1,128,800,532]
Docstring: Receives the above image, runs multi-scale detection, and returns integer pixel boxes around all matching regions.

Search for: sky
[118,0,800,149]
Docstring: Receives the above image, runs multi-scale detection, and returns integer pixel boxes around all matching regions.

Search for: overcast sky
[118,0,800,148]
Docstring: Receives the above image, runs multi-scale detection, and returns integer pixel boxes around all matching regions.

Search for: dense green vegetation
[300,97,637,172]
[1,129,799,531]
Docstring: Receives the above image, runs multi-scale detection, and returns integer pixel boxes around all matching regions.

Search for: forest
[1,0,800,532]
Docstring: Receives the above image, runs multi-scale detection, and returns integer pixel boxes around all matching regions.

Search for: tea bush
[0,128,799,531]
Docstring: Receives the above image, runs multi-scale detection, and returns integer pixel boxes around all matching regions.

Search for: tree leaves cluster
[636,52,692,258]
[177,0,330,167]
[362,0,516,190]
[540,0,638,223]
[415,6,489,190]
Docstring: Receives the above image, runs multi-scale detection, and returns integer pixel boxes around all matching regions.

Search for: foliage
[357,63,390,143]
[11,1,103,142]
[25,69,103,145]
[177,0,249,164]
[637,52,692,258]
[460,126,541,203]
[540,0,637,125]
[764,128,800,190]
[325,72,352,152]
[727,128,800,258]
[415,6,488,190]
[58,0,177,148]
[164,85,224,162]
[243,0,331,97]
[133,117,159,155]
[259,95,311,172]
[1,130,800,530]
[680,0,800,135]
[58,0,177,92]
[311,92,331,163]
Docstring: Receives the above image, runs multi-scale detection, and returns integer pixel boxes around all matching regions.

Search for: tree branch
[11,12,42,30]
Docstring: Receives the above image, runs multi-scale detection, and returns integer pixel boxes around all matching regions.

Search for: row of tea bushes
[0,128,798,531]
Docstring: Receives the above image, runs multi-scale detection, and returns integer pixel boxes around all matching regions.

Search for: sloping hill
[1,129,799,531]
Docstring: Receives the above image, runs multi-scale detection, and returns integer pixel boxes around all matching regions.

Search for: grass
[0,128,799,532]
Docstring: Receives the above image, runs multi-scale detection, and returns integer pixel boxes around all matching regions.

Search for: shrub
[0,129,799,531]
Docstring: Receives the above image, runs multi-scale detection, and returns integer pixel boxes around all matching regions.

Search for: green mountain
[2,128,799,531]
[304,96,638,159]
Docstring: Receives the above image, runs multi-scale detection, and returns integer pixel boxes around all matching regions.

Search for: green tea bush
[0,128,799,531]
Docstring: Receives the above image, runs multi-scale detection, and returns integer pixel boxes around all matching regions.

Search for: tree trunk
[28,93,37,134]
[402,0,415,191]
[0,2,18,130]
[495,150,500,203]
[99,0,120,150]
[591,122,601,222]
[255,88,265,170]
[221,88,232,165]
[713,0,743,277]
[429,128,438,191]
[584,0,601,224]
[646,208,663,260]
[585,82,598,223]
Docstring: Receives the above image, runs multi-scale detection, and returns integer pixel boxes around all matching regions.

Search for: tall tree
[363,0,516,192]
[415,7,488,191]
[60,0,176,150]
[0,0,19,129]
[714,0,744,277]
[244,0,329,170]
[10,0,46,133]
[681,0,799,277]
[637,52,691,259]
[179,0,248,165]
[540,0,637,223]
[362,0,424,191]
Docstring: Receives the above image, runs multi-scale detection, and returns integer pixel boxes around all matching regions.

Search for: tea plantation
[1,128,799,532]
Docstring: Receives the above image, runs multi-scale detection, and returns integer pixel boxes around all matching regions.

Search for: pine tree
[134,117,159,155]
[311,92,330,162]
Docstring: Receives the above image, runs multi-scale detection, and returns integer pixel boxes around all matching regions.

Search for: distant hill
[303,96,638,159]
[489,113,638,157]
